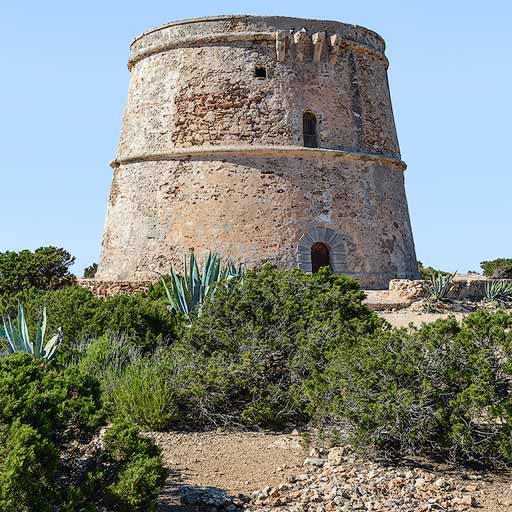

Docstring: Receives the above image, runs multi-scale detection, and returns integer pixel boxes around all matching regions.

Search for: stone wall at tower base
[77,276,507,301]
[77,278,151,297]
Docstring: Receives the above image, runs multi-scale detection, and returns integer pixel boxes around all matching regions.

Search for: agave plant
[162,251,245,321]
[484,280,512,302]
[425,271,456,301]
[0,302,62,361]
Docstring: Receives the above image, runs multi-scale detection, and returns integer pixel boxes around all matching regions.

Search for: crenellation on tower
[97,15,419,289]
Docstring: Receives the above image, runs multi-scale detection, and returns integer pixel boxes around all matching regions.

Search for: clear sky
[1,1,510,275]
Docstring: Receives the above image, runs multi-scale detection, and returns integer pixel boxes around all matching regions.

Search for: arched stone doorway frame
[297,227,347,274]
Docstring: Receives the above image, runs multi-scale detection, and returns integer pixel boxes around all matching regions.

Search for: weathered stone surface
[389,276,512,302]
[77,278,150,297]
[97,15,419,289]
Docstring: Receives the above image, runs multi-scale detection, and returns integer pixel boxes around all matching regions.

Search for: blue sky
[1,1,510,275]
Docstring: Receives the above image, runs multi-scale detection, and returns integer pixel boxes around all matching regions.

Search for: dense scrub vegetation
[0,286,180,358]
[79,267,381,430]
[319,311,512,464]
[2,244,512,512]
[481,258,512,279]
[0,247,75,293]
[73,264,512,466]
[0,354,166,511]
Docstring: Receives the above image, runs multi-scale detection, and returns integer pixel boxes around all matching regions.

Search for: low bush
[175,266,381,429]
[0,286,182,360]
[108,351,180,430]
[417,260,449,280]
[0,247,75,294]
[80,337,194,429]
[316,311,512,465]
[0,353,166,511]
[481,258,512,279]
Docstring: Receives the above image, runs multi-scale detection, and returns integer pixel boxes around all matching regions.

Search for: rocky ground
[151,431,512,512]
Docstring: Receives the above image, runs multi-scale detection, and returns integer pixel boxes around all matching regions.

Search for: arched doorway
[297,228,347,274]
[311,242,330,273]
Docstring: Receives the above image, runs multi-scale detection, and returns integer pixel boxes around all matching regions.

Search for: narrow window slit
[255,66,267,79]
[303,112,318,148]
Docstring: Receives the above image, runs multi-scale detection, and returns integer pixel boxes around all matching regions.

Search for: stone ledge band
[110,145,406,170]
[130,15,386,48]
[127,31,388,70]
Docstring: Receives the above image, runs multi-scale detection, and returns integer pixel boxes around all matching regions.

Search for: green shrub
[103,419,160,461]
[0,353,102,438]
[78,335,137,404]
[0,354,166,511]
[0,247,75,294]
[417,261,449,280]
[176,266,381,429]
[89,293,177,351]
[0,422,58,512]
[316,311,512,465]
[81,338,192,429]
[0,287,182,361]
[109,352,180,429]
[481,258,512,279]
[83,263,98,279]
[107,454,167,511]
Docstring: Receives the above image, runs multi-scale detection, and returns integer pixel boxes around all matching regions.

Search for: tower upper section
[116,15,401,163]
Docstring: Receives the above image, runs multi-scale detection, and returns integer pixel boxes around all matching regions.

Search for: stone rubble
[244,447,481,512]
[176,445,484,512]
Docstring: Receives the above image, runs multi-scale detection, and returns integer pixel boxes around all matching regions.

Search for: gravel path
[149,431,512,512]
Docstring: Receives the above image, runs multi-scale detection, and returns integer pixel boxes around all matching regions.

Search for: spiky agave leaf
[42,327,63,361]
[485,280,512,301]
[426,272,456,301]
[17,302,32,354]
[162,251,245,322]
[34,304,48,358]
[0,319,15,354]
[0,302,62,361]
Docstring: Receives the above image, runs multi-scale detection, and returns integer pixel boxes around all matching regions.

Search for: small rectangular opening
[255,66,267,79]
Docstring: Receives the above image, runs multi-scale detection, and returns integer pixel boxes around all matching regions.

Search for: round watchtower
[96,15,419,288]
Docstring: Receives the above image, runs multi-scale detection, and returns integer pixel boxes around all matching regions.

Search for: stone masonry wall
[97,15,418,289]
[389,277,512,302]
[99,153,416,288]
[77,278,151,297]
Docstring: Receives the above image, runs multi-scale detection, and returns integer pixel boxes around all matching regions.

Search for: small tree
[481,258,512,279]
[0,247,75,293]
[83,263,98,279]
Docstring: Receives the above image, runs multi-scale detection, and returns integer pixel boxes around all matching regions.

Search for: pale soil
[379,311,466,328]
[150,431,306,511]
[151,431,512,511]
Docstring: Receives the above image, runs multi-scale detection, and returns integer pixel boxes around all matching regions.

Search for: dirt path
[150,431,512,512]
[149,431,306,511]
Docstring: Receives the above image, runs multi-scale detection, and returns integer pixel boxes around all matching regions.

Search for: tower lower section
[97,147,419,289]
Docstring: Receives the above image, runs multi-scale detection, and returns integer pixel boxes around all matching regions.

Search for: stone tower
[97,15,419,289]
